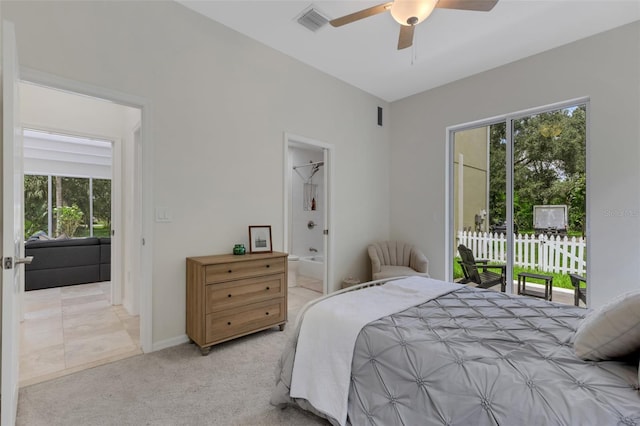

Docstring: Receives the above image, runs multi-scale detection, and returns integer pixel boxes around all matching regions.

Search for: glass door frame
[445,96,590,294]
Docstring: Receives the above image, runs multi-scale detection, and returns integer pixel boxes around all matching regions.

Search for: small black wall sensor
[377,107,383,126]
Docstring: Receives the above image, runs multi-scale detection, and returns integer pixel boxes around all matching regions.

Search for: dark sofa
[25,237,111,291]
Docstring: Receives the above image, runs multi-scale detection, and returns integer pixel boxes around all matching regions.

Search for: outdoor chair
[457,244,506,292]
[368,241,429,281]
[569,273,587,306]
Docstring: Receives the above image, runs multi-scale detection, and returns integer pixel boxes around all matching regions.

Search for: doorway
[447,99,589,304]
[18,81,145,385]
[284,133,333,295]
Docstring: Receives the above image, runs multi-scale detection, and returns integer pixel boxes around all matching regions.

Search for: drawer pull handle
[227,322,231,325]
[265,312,269,316]
[228,269,232,273]
[227,294,232,298]
[266,264,270,268]
[266,286,270,290]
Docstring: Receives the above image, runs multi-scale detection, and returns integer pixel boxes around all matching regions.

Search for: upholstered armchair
[367,241,430,280]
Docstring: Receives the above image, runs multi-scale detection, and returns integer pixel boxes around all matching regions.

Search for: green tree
[488,122,506,228]
[52,177,90,235]
[24,175,49,238]
[489,105,586,234]
[55,204,84,237]
[92,179,112,229]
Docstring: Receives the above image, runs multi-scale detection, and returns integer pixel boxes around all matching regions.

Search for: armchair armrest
[479,263,506,274]
[367,245,382,274]
[569,273,586,287]
[410,249,429,275]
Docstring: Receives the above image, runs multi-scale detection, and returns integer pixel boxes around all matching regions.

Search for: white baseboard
[151,334,190,352]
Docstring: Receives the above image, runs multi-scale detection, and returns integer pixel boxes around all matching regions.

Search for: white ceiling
[177,0,640,102]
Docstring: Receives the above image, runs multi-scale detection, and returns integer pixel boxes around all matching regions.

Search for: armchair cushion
[372,266,428,281]
[368,241,429,281]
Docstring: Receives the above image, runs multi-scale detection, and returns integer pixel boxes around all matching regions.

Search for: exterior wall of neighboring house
[390,21,640,308]
[452,127,488,234]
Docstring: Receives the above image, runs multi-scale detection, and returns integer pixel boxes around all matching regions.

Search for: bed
[271,276,640,426]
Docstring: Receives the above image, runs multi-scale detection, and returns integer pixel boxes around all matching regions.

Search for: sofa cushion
[26,243,100,271]
[25,237,100,249]
[26,266,101,291]
[25,237,111,290]
[99,238,111,281]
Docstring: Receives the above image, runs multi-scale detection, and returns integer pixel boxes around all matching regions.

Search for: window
[24,174,111,238]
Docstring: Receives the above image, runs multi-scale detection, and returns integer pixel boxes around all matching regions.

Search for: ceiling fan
[330,0,499,50]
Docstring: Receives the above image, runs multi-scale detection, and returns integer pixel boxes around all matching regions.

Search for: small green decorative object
[233,244,246,255]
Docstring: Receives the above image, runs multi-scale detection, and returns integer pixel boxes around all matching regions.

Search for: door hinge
[323,229,329,235]
[4,257,13,270]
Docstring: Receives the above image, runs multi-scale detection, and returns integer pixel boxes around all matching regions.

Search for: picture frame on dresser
[248,225,272,253]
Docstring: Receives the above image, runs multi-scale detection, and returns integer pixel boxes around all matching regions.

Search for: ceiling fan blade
[330,2,393,27]
[398,25,414,50]
[436,0,498,12]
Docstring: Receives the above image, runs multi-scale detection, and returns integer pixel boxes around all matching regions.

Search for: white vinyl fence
[457,231,586,275]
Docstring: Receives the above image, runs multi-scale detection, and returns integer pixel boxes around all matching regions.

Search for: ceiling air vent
[297,7,329,32]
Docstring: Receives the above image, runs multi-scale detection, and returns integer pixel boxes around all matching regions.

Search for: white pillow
[574,291,640,361]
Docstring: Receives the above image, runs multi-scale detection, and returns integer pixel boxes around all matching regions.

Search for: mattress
[271,280,640,425]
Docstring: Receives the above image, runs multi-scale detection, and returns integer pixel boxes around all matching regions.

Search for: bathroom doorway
[284,133,333,295]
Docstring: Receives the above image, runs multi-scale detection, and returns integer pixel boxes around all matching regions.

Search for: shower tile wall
[290,147,324,258]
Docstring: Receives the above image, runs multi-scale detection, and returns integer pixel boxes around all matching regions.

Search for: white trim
[20,67,154,353]
[505,115,514,293]
[283,132,335,294]
[444,128,454,281]
[152,334,190,352]
[445,97,590,292]
[584,102,591,307]
[111,138,123,305]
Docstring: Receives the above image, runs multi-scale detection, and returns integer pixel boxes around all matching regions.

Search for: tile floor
[295,275,323,293]
[20,282,141,387]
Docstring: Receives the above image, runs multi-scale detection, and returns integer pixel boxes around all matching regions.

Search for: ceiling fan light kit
[390,0,438,26]
[329,0,499,50]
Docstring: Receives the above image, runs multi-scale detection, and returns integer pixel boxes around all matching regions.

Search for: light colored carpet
[17,286,328,426]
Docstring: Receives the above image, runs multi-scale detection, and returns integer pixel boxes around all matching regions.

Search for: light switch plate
[155,207,172,222]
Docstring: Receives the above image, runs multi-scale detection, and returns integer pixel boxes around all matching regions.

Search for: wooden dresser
[186,251,288,355]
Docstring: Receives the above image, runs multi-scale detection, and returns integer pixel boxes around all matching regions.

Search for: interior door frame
[20,124,122,307]
[1,20,23,426]
[445,97,590,297]
[283,132,334,294]
[19,67,154,353]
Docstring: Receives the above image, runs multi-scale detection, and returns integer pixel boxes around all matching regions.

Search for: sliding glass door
[449,100,587,300]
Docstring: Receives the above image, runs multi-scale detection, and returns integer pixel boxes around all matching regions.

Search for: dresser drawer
[205,299,285,343]
[205,257,285,284]
[205,274,284,314]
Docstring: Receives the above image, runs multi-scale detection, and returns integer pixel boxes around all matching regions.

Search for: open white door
[322,148,330,295]
[1,20,26,426]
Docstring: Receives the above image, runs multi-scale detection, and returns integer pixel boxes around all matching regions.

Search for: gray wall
[390,21,640,308]
[4,0,637,350]
[2,0,391,347]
